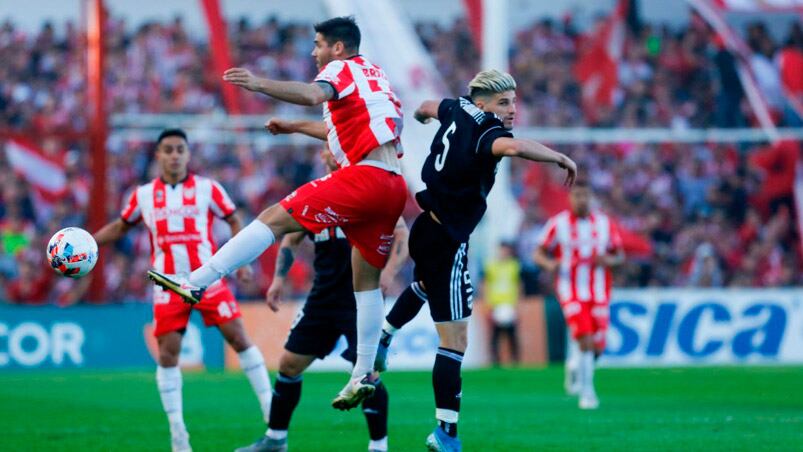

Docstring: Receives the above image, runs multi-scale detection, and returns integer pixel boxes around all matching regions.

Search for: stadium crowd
[0,11,801,305]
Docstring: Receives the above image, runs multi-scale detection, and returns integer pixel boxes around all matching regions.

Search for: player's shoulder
[552,210,573,222]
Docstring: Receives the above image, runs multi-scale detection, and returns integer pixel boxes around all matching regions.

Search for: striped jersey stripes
[120,174,236,279]
[537,210,623,304]
[314,55,403,167]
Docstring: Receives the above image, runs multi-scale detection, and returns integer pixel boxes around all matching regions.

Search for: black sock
[433,347,463,438]
[361,380,389,440]
[385,282,427,335]
[268,372,302,430]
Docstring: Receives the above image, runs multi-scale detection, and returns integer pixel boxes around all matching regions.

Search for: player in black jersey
[236,149,409,452]
[373,70,577,452]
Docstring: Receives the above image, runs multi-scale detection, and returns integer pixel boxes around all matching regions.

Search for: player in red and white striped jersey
[149,17,409,412]
[534,180,624,410]
[94,129,273,452]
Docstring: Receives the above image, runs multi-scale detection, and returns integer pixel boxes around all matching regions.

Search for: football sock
[580,350,595,394]
[268,373,302,431]
[433,347,463,438]
[384,282,427,334]
[238,346,273,423]
[156,366,185,429]
[353,289,384,377]
[189,220,275,287]
[362,380,389,441]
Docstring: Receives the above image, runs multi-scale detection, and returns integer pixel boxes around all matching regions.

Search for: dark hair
[313,16,360,53]
[157,128,188,145]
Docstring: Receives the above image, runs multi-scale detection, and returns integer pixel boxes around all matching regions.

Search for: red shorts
[152,280,241,337]
[560,299,609,349]
[279,163,408,268]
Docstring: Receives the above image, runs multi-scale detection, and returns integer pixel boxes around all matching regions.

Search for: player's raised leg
[375,281,428,371]
[218,318,273,423]
[156,332,191,452]
[149,205,303,304]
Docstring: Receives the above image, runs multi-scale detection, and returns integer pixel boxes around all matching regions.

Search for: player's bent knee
[278,353,309,377]
[436,321,468,352]
[257,204,302,236]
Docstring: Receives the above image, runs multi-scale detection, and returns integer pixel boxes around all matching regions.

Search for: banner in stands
[601,289,803,366]
[0,304,224,370]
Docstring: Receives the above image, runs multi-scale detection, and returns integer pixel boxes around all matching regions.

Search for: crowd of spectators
[0,10,801,305]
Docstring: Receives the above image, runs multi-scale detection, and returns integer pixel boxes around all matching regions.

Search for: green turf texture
[2,366,801,451]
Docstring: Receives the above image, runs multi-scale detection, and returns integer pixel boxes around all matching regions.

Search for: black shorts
[409,212,474,322]
[284,304,357,363]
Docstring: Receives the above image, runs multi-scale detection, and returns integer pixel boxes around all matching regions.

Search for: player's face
[312,33,335,69]
[570,186,591,216]
[479,91,517,130]
[156,136,190,178]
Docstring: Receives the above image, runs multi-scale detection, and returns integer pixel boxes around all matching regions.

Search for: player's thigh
[152,290,193,337]
[561,300,594,341]
[196,282,242,328]
[284,309,343,361]
[435,320,468,352]
[278,350,317,378]
[256,203,305,237]
[412,224,472,322]
[217,317,252,352]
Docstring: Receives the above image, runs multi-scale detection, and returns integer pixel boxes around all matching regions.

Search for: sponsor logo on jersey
[151,205,201,221]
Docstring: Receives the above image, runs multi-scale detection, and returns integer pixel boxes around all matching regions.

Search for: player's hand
[265,279,284,312]
[594,254,617,268]
[413,109,432,124]
[236,265,253,284]
[265,118,297,135]
[557,154,577,186]
[223,67,261,91]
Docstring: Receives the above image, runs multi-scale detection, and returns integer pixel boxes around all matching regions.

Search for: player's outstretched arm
[265,231,306,312]
[223,67,334,106]
[491,137,577,186]
[265,118,328,141]
[93,218,133,247]
[413,100,441,124]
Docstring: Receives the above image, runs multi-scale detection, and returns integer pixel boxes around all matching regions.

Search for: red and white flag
[574,0,629,122]
[4,138,67,201]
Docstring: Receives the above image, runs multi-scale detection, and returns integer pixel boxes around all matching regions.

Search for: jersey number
[434,121,457,172]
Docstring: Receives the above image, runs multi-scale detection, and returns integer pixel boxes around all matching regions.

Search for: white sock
[580,351,595,394]
[266,429,287,440]
[238,346,273,423]
[156,366,185,429]
[382,319,398,335]
[368,436,388,451]
[566,338,580,380]
[353,289,384,377]
[189,220,275,287]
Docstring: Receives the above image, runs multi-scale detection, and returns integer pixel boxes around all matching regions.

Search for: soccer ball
[46,227,98,278]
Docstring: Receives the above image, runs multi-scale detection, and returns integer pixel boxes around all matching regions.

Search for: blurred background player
[533,179,625,410]
[148,16,408,410]
[482,241,522,366]
[374,70,577,451]
[94,129,273,452]
[237,149,408,452]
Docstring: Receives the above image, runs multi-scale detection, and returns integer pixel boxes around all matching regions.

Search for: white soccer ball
[46,227,98,278]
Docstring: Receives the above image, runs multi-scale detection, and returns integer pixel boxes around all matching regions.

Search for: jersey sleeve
[536,217,558,250]
[437,98,457,122]
[120,189,142,224]
[210,181,237,218]
[314,60,356,100]
[476,116,513,157]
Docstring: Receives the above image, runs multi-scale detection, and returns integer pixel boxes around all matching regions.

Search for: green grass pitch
[2,366,802,451]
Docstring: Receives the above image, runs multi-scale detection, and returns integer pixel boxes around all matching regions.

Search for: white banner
[600,288,803,367]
